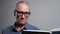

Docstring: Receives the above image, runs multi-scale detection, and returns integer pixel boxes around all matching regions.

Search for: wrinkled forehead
[16,3,30,12]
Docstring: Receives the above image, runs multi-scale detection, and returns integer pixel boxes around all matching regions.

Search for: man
[2,1,39,34]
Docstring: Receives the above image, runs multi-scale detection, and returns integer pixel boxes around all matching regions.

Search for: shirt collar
[13,22,28,32]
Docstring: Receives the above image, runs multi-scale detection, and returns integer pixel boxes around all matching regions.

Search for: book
[22,30,52,34]
[22,28,60,34]
[50,28,60,34]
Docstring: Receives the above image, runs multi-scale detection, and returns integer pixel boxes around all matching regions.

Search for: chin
[19,22,26,25]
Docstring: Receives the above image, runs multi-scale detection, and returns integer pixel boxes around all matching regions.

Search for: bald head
[15,1,30,11]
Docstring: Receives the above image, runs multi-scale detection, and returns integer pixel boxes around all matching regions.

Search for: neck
[16,25,25,31]
[14,22,26,31]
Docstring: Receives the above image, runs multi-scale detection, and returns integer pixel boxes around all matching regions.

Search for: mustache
[17,18,24,21]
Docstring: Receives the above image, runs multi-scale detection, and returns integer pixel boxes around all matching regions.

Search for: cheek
[25,17,28,21]
[16,15,21,19]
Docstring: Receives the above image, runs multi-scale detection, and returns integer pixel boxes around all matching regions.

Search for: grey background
[0,0,60,34]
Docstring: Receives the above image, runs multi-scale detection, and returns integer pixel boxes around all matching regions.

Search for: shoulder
[25,23,40,30]
[2,25,13,34]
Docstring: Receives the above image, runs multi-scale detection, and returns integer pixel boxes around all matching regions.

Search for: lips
[20,20,24,22]
[18,19,25,23]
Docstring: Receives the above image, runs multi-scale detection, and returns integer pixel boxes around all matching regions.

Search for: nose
[21,14,25,18]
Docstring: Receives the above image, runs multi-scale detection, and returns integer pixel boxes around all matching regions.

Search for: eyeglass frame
[14,10,31,17]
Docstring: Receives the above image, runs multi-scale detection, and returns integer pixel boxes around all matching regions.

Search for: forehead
[17,3,30,12]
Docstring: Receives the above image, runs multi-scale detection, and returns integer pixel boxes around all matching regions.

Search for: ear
[14,10,17,16]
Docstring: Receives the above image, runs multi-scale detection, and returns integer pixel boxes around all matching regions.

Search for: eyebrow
[15,10,30,12]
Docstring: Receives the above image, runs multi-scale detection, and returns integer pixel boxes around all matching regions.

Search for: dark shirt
[2,23,39,34]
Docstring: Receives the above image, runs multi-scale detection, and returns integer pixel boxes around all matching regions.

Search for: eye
[25,12,31,14]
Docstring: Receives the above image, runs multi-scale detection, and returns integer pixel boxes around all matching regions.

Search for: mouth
[17,19,25,23]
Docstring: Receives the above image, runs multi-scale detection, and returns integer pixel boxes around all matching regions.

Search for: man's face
[14,3,30,25]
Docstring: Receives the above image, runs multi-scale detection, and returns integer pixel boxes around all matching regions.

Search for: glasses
[14,10,31,17]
